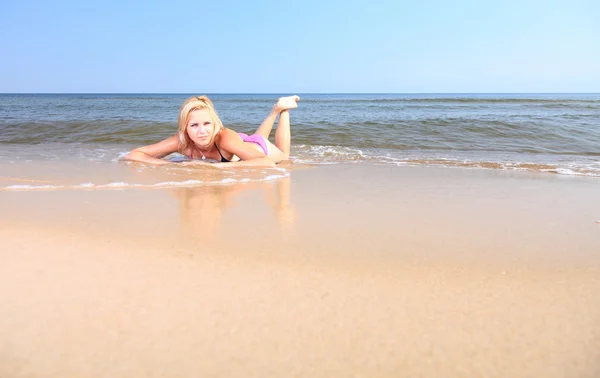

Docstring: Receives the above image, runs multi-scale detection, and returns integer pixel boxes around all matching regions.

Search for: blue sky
[1,0,598,93]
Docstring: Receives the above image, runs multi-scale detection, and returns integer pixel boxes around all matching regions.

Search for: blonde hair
[177,95,224,152]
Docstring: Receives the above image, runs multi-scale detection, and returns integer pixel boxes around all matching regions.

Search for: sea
[1,93,599,190]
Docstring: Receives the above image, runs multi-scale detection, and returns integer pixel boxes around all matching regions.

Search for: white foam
[5,184,63,190]
[1,173,291,192]
[103,182,131,188]
[149,180,204,187]
[297,146,600,178]
[292,145,368,164]
[264,175,287,181]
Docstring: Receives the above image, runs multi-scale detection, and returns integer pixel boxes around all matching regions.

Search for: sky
[0,0,598,93]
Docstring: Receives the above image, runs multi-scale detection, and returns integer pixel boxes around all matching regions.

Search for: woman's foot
[274,95,300,112]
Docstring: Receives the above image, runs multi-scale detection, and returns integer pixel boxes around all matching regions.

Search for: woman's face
[186,108,215,147]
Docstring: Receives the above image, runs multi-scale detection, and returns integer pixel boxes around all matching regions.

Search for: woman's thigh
[264,139,286,163]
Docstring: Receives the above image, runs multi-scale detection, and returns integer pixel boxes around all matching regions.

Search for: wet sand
[1,165,599,377]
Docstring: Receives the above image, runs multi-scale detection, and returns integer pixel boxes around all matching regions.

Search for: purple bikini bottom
[238,133,269,155]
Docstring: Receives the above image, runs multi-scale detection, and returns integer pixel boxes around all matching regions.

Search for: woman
[125,95,300,167]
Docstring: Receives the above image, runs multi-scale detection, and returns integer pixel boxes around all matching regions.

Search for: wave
[0,120,175,144]
[292,145,600,177]
[391,158,599,176]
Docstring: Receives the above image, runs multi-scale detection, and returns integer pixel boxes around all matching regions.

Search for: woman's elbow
[123,151,136,161]
[123,150,144,162]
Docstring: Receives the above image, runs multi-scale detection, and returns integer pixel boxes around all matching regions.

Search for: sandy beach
[1,164,599,377]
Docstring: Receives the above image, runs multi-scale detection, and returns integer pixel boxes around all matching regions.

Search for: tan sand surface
[1,165,599,377]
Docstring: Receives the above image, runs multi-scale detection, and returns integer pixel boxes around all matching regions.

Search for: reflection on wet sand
[172,176,296,242]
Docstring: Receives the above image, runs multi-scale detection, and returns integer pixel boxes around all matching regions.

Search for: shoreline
[1,164,599,377]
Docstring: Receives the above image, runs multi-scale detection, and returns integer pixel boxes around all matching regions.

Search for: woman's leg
[254,95,300,140]
[255,96,299,161]
[254,109,279,140]
[275,110,291,158]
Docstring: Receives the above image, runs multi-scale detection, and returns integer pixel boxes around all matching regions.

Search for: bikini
[190,144,230,162]
[189,133,269,162]
[237,133,269,155]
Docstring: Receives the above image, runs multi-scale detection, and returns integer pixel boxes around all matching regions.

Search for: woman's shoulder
[220,128,239,137]
[217,128,240,144]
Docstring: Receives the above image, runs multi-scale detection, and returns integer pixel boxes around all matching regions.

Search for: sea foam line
[390,158,600,177]
[1,173,290,192]
[292,145,600,177]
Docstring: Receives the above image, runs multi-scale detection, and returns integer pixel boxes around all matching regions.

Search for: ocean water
[1,93,599,190]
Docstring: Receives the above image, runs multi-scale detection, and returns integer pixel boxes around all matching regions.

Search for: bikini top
[190,143,231,163]
[215,143,231,163]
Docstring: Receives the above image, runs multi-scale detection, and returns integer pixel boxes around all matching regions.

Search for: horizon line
[1,92,599,95]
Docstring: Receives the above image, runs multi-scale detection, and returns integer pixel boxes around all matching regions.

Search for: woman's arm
[124,135,180,165]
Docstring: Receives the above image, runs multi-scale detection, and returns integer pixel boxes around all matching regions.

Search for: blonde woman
[125,95,300,167]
